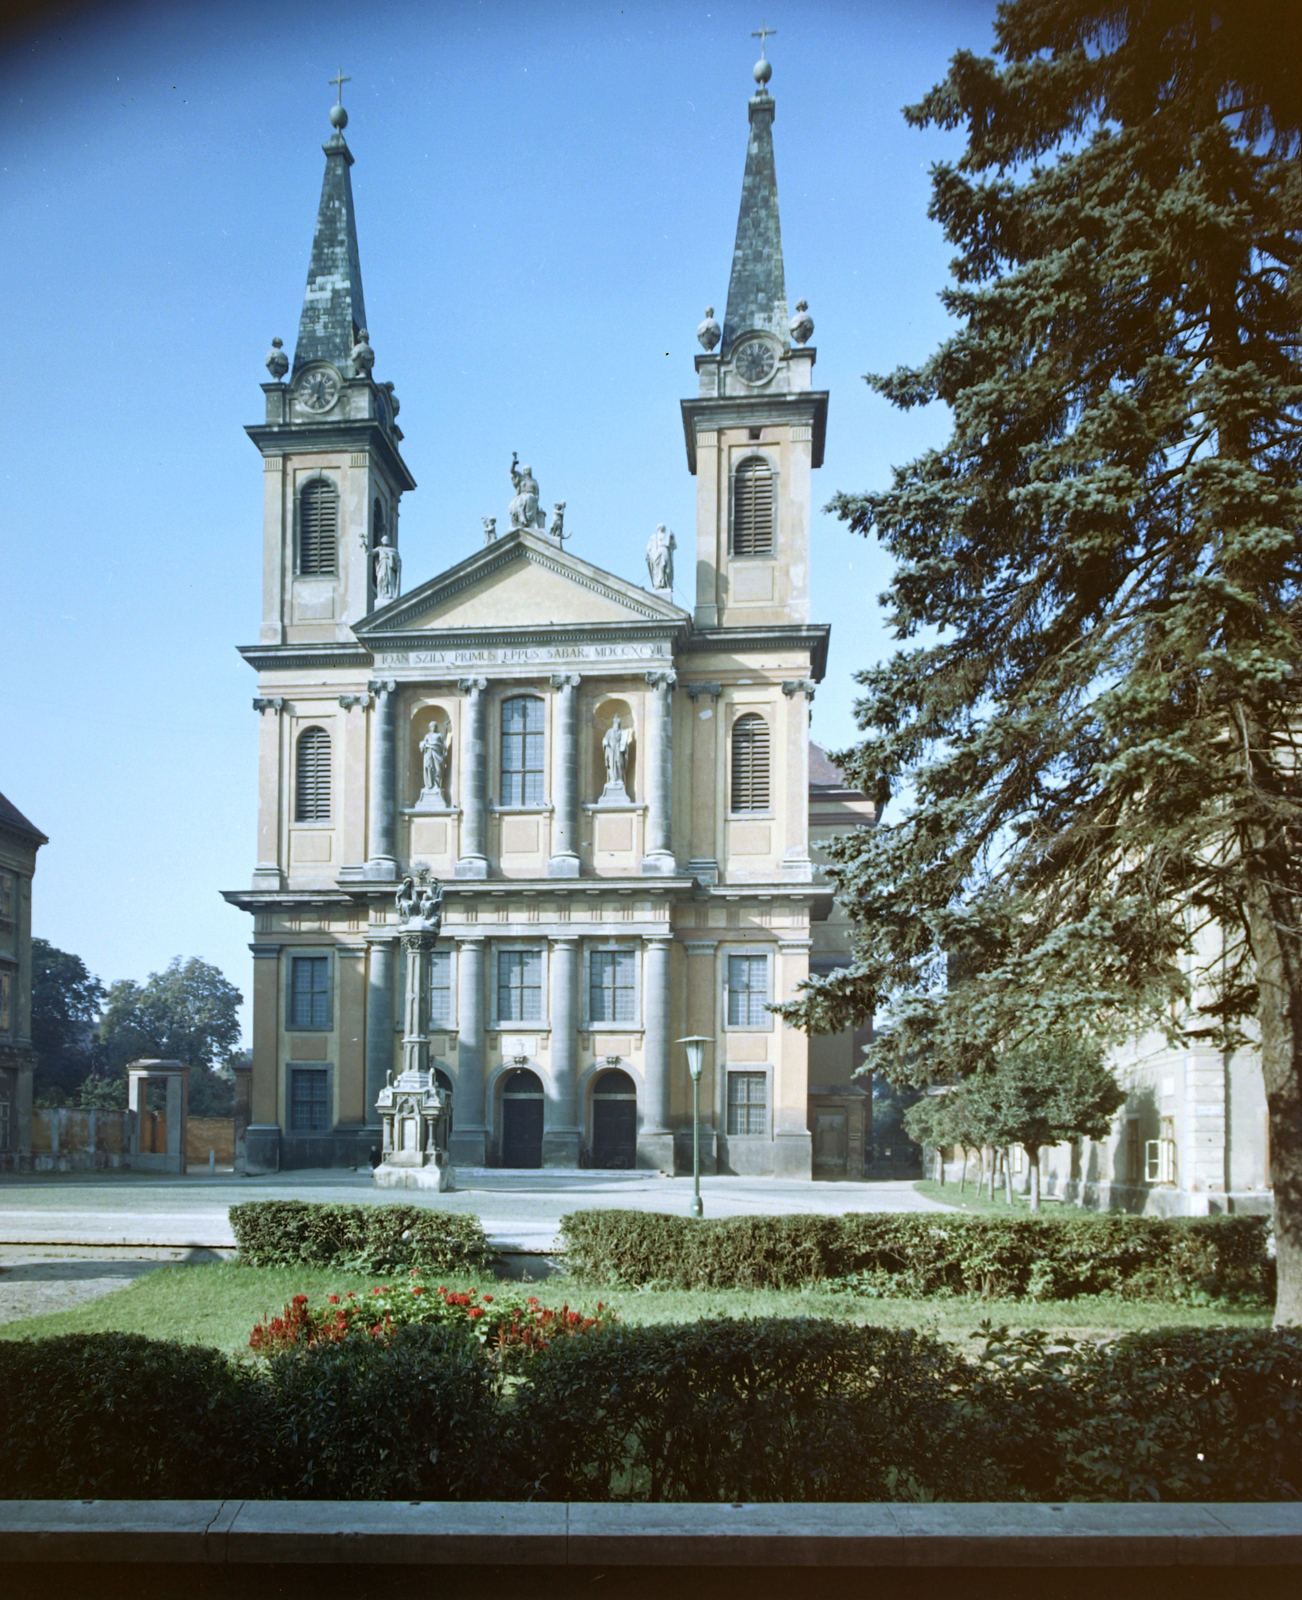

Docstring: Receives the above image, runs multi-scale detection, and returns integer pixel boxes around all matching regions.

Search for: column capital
[646,670,678,691]
[685,681,722,701]
[644,933,674,949]
[252,697,285,714]
[781,679,817,701]
[548,932,580,947]
[339,693,372,710]
[682,939,720,954]
[367,677,398,697]
[453,929,487,945]
[248,942,283,958]
[457,676,489,695]
[550,672,582,690]
[777,938,814,952]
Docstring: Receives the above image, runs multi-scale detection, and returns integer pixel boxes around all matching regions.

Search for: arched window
[372,497,386,545]
[295,726,331,821]
[732,457,775,556]
[500,695,545,805]
[731,713,771,812]
[298,478,339,576]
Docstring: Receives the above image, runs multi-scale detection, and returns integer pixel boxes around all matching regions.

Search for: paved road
[0,1168,943,1252]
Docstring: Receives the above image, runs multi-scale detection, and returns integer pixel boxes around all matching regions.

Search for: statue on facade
[508,453,546,532]
[646,524,675,592]
[550,502,568,545]
[417,878,443,931]
[373,532,401,602]
[482,516,497,545]
[601,716,635,801]
[396,876,417,921]
[419,721,450,803]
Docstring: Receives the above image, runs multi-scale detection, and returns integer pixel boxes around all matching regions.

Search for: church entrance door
[591,1069,637,1168]
[501,1069,544,1168]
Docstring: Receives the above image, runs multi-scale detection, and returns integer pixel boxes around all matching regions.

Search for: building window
[732,457,775,556]
[1147,1117,1177,1184]
[299,478,339,576]
[727,954,770,1027]
[295,727,331,822]
[731,714,771,811]
[289,1067,330,1133]
[1124,1117,1142,1184]
[590,949,636,1024]
[501,695,545,806]
[0,872,12,919]
[373,497,386,545]
[727,1071,768,1136]
[0,970,10,1034]
[429,948,453,1028]
[497,949,543,1022]
[289,955,331,1030]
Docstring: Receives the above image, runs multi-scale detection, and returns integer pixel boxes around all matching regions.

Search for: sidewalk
[0,1169,943,1253]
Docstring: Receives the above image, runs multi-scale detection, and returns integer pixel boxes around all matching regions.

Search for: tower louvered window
[299,479,339,575]
[295,726,331,822]
[730,713,771,811]
[732,457,775,555]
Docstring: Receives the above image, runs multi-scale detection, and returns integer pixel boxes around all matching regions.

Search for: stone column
[544,935,581,1165]
[364,936,398,1125]
[549,673,582,878]
[456,677,490,879]
[639,935,675,1171]
[685,682,722,883]
[246,943,282,1174]
[251,698,285,890]
[364,679,398,880]
[781,680,816,882]
[401,931,436,1078]
[449,934,488,1165]
[643,671,677,876]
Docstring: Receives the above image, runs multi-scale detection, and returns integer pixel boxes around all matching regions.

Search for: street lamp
[677,1036,711,1219]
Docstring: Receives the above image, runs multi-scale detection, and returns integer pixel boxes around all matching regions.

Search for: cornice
[681,624,830,681]
[680,391,829,474]
[237,643,374,673]
[245,419,416,493]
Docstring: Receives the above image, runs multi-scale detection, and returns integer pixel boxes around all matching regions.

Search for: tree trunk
[935,1145,945,1185]
[958,1145,968,1194]
[1029,1147,1041,1212]
[986,1146,995,1201]
[1004,1148,1014,1206]
[1246,884,1302,1326]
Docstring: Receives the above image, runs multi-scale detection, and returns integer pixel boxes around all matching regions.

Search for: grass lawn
[916,1176,1079,1214]
[0,1262,1271,1356]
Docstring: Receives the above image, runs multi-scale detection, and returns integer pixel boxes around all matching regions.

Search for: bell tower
[248,83,416,646]
[681,41,827,631]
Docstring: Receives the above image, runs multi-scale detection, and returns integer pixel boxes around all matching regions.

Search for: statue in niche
[646,524,676,592]
[419,720,451,802]
[601,716,635,801]
[508,452,546,532]
[373,533,401,602]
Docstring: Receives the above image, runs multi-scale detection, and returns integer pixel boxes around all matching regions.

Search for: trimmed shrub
[559,1208,1274,1302]
[0,1333,268,1498]
[228,1200,493,1273]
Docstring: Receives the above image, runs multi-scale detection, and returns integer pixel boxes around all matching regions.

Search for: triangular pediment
[355,529,688,638]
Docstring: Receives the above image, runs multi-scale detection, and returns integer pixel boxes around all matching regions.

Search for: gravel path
[0,1259,167,1327]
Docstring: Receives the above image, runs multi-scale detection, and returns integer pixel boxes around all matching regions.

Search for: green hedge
[2,1323,1300,1502]
[228,1201,493,1273]
[558,1209,1274,1302]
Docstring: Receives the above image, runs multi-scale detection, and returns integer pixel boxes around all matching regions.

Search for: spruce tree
[783,4,1302,1320]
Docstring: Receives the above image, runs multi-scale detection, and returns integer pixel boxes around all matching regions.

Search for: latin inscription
[373,642,672,671]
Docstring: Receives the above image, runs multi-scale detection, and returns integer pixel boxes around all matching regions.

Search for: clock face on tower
[297,368,340,412]
[734,339,777,384]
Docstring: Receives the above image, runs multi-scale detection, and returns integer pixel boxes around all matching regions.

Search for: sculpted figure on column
[646,524,675,592]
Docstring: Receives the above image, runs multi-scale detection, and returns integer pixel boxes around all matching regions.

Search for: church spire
[293,78,369,377]
[722,32,788,356]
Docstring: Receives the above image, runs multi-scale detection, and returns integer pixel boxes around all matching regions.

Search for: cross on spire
[751,20,776,56]
[330,67,351,104]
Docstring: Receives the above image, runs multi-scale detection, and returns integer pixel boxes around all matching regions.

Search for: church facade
[226,64,871,1177]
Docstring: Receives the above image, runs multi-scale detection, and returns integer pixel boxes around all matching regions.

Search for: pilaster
[364,679,398,880]
[685,681,722,882]
[549,674,582,878]
[643,671,678,876]
[543,935,581,1165]
[456,678,490,879]
[639,934,675,1171]
[449,934,488,1165]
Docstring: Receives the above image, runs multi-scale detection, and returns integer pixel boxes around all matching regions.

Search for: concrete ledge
[0,1502,1299,1568]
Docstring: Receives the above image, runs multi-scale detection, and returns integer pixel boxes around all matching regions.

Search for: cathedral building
[226,58,874,1177]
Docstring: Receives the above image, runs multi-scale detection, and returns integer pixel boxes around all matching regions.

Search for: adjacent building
[225,63,872,1175]
[0,793,47,1171]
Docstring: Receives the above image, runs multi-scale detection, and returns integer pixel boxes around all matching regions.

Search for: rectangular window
[498,949,543,1023]
[727,1071,767,1136]
[0,970,10,1034]
[0,873,12,919]
[590,949,636,1023]
[501,696,545,806]
[1124,1119,1142,1184]
[429,949,453,1028]
[727,954,769,1027]
[289,1067,330,1133]
[289,955,331,1029]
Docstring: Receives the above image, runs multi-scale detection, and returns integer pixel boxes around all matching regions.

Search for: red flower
[328,1295,340,1304]
[412,1286,423,1296]
[468,1307,483,1319]
[482,1294,493,1304]
[372,1286,383,1296]
[292,1294,308,1305]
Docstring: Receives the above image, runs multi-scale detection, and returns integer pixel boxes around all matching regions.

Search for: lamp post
[677,1036,711,1219]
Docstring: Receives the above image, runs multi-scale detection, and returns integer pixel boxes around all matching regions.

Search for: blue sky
[2,0,998,1039]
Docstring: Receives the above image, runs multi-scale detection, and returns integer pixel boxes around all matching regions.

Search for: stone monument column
[639,934,674,1171]
[643,671,677,875]
[548,673,582,878]
[365,679,399,880]
[544,935,581,1165]
[401,930,436,1078]
[449,933,488,1165]
[364,934,398,1124]
[456,677,490,879]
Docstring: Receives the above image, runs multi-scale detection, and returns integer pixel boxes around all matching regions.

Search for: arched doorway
[591,1068,638,1169]
[501,1068,544,1168]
